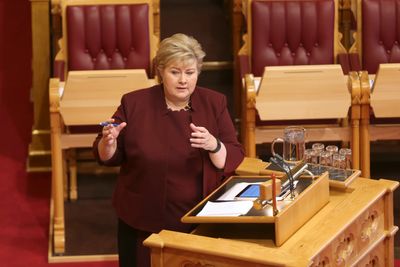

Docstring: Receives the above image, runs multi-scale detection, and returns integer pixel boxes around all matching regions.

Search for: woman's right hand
[98,119,127,161]
[101,119,127,145]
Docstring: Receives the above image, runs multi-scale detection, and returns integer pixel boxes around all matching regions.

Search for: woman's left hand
[189,123,219,152]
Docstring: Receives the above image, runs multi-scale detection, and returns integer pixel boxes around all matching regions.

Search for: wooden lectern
[49,69,156,254]
[144,177,399,266]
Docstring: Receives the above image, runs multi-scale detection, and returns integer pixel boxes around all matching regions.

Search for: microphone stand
[269,154,296,200]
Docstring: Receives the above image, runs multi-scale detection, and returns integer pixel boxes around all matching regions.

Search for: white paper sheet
[196,200,253,217]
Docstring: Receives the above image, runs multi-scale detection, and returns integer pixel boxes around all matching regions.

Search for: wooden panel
[29,0,52,171]
[60,69,156,125]
[255,126,351,144]
[355,239,385,266]
[257,65,350,121]
[371,63,400,118]
[144,230,307,267]
[275,173,330,246]
[60,134,97,149]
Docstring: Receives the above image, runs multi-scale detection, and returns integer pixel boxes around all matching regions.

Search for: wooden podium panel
[60,69,156,125]
[371,63,400,118]
[181,173,329,247]
[257,65,350,121]
[144,178,399,267]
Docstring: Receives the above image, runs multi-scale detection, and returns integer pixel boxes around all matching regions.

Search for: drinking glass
[311,143,324,164]
[320,151,332,166]
[332,153,346,169]
[326,145,339,155]
[339,148,352,169]
[305,149,319,164]
[312,143,325,153]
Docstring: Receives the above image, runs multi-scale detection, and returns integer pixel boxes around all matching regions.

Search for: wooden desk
[49,69,156,254]
[144,177,399,266]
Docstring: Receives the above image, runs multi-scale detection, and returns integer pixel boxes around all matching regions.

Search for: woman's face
[160,59,199,103]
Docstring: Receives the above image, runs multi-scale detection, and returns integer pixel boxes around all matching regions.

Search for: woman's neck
[165,97,190,111]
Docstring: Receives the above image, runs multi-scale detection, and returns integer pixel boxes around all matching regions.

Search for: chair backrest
[244,0,343,76]
[61,0,157,77]
[352,0,400,74]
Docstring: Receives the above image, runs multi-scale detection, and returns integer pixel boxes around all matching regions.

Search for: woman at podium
[93,33,244,267]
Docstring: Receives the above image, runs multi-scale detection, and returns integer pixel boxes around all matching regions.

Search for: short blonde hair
[155,33,206,79]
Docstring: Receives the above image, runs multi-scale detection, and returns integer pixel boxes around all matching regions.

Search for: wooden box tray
[181,172,330,246]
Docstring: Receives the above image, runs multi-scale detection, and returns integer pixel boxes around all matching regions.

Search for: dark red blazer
[93,84,244,232]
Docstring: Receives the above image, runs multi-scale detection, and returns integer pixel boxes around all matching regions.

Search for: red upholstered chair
[350,0,400,75]
[238,0,362,171]
[348,0,400,178]
[54,0,159,80]
[54,0,159,200]
[48,0,159,254]
[239,0,351,78]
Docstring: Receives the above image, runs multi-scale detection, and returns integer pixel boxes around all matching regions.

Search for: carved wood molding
[51,0,62,14]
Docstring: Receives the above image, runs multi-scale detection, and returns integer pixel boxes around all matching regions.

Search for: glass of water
[339,148,352,169]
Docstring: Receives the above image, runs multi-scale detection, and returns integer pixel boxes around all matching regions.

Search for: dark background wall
[0,0,33,163]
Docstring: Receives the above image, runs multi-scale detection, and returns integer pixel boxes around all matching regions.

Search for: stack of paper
[196,201,253,217]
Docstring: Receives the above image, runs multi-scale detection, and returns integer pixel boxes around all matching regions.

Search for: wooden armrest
[49,78,61,114]
[241,74,257,156]
[53,38,65,80]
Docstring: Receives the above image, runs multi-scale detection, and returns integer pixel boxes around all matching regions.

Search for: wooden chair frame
[49,0,159,255]
[238,0,363,175]
[348,0,400,179]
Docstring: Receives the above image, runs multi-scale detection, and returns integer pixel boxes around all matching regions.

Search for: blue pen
[99,122,120,127]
